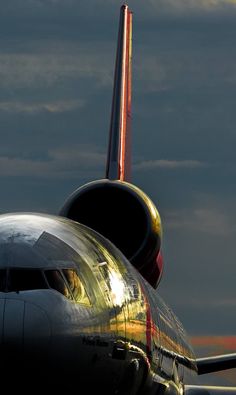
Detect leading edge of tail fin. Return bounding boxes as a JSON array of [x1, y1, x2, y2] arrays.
[[106, 4, 132, 182]]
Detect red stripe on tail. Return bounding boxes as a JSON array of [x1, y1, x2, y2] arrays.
[[106, 5, 132, 182]]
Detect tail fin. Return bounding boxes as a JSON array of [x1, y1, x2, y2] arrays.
[[106, 4, 132, 182]]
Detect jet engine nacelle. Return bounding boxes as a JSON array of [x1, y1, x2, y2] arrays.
[[59, 179, 163, 288]]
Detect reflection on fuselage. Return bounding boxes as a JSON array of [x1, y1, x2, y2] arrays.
[[0, 214, 197, 394]]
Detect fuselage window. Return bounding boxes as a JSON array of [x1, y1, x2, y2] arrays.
[[44, 270, 71, 299], [62, 269, 90, 306]]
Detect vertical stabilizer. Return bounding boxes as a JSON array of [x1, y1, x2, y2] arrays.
[[106, 5, 132, 181]]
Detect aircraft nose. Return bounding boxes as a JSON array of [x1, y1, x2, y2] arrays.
[[0, 297, 51, 353]]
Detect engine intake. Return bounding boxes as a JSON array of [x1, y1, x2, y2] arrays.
[[59, 179, 163, 288]]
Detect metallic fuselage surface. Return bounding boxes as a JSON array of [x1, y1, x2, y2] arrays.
[[0, 213, 196, 394]]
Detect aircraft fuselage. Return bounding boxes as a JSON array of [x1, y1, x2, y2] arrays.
[[0, 213, 197, 394]]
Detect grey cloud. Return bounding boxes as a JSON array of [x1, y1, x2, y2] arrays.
[[134, 46, 236, 97], [0, 147, 105, 178], [179, 297, 236, 308], [0, 50, 112, 90], [2, 0, 236, 19], [144, 0, 236, 15], [134, 159, 207, 171], [163, 190, 236, 234], [134, 58, 171, 94], [0, 100, 85, 114], [165, 207, 234, 236]]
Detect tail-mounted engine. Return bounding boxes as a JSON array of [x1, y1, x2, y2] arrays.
[[59, 179, 163, 288]]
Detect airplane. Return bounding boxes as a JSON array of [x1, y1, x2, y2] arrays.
[[1, 4, 236, 395]]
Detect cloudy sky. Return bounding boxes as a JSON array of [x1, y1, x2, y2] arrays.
[[1, 0, 236, 370]]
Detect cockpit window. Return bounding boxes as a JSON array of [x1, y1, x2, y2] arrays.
[[0, 268, 47, 292], [10, 269, 47, 292], [0, 270, 7, 292], [0, 267, 90, 307], [62, 269, 90, 305], [44, 270, 71, 299], [44, 269, 90, 305]]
